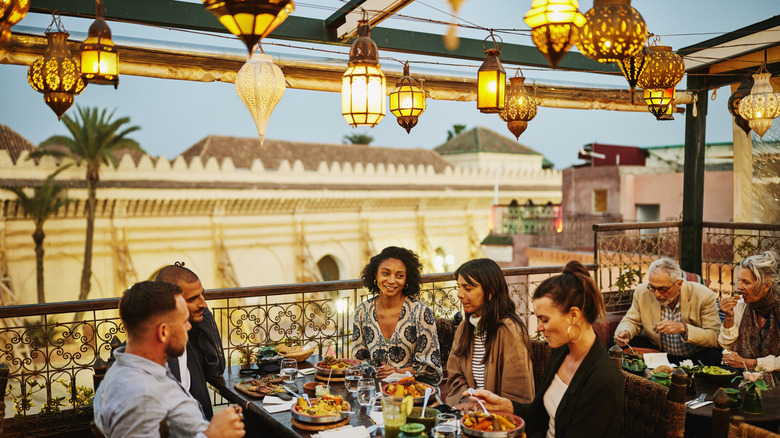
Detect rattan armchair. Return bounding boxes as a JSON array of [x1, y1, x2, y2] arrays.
[[620, 369, 688, 438], [728, 417, 780, 438], [530, 339, 552, 389]]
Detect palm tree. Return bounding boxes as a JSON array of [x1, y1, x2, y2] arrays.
[[6, 166, 74, 303], [342, 132, 374, 145], [446, 124, 467, 141], [29, 106, 142, 302]]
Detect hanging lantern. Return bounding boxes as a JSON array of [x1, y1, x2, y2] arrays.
[[203, 0, 294, 53], [739, 72, 780, 138], [728, 75, 755, 136], [27, 17, 86, 120], [658, 103, 675, 121], [80, 0, 118, 88], [576, 0, 646, 63], [523, 0, 587, 68], [477, 35, 506, 113], [235, 49, 286, 146], [637, 44, 685, 91], [644, 87, 675, 120], [618, 46, 648, 100], [499, 75, 538, 140], [389, 62, 426, 134], [0, 0, 29, 43], [342, 19, 386, 127]]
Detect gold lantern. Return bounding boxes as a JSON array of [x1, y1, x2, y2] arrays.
[[644, 87, 675, 120], [738, 72, 780, 138], [0, 0, 29, 43], [523, 0, 586, 68], [342, 19, 386, 127], [80, 0, 118, 88], [477, 35, 506, 113], [27, 17, 86, 120], [618, 46, 648, 100], [499, 74, 538, 140], [203, 0, 294, 53], [637, 44, 685, 91], [576, 0, 646, 63], [235, 48, 286, 147], [389, 62, 426, 133], [728, 75, 755, 136]]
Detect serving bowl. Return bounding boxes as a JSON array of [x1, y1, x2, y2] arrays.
[[313, 358, 361, 376], [381, 381, 434, 405], [460, 413, 525, 438], [290, 398, 350, 424]]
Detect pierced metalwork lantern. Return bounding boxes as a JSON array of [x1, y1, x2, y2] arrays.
[[389, 62, 426, 133], [342, 19, 386, 127], [739, 72, 780, 138], [27, 17, 86, 120], [618, 46, 648, 99], [644, 87, 675, 120], [637, 44, 685, 91], [499, 75, 538, 140], [80, 0, 118, 88], [576, 0, 646, 63], [523, 0, 586, 68], [728, 75, 755, 136], [0, 0, 29, 43], [477, 36, 506, 113], [235, 49, 286, 147], [203, 0, 294, 53]]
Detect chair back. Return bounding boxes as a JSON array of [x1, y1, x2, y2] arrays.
[[435, 315, 461, 369], [530, 339, 551, 389], [728, 416, 780, 438], [620, 370, 687, 438]]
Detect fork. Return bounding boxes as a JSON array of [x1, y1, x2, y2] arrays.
[[686, 393, 706, 406], [468, 388, 491, 415]]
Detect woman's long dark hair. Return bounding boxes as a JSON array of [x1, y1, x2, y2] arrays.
[[360, 246, 422, 299], [533, 260, 605, 324], [452, 258, 529, 363]]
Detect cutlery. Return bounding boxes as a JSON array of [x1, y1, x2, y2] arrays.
[[686, 393, 706, 406], [283, 383, 302, 399], [422, 387, 432, 412], [367, 425, 379, 435], [468, 388, 490, 415]]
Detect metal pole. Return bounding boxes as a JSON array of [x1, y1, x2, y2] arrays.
[[680, 75, 708, 274]]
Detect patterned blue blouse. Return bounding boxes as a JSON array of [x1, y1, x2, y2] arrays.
[[352, 296, 443, 386]]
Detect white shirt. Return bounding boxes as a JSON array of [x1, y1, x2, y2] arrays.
[[718, 300, 780, 372], [178, 348, 191, 391], [543, 373, 568, 438]]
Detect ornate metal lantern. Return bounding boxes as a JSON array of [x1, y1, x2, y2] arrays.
[[235, 48, 286, 147], [644, 87, 675, 120], [739, 72, 780, 138], [618, 46, 648, 99], [0, 0, 29, 42], [523, 0, 587, 68], [728, 75, 755, 136], [342, 19, 386, 127], [203, 0, 295, 53], [637, 44, 685, 91], [499, 75, 538, 140], [477, 36, 506, 113], [576, 0, 646, 63], [80, 0, 118, 88], [27, 16, 86, 120], [389, 62, 426, 133]]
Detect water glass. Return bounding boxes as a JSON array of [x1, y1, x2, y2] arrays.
[[345, 365, 361, 393], [368, 395, 384, 426], [432, 424, 458, 438], [280, 358, 298, 382], [356, 378, 374, 406]]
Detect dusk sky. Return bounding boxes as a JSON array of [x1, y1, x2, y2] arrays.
[[1, 1, 778, 169]]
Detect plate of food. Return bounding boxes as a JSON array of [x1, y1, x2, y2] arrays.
[[234, 374, 286, 398], [461, 411, 525, 438], [313, 355, 361, 376], [290, 395, 351, 424], [622, 354, 647, 375], [697, 365, 737, 385], [381, 377, 435, 404]]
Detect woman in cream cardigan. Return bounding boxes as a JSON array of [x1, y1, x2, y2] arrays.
[[445, 258, 534, 409]]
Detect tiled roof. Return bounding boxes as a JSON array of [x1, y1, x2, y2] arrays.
[[180, 136, 453, 173], [0, 124, 36, 164], [434, 127, 542, 156]]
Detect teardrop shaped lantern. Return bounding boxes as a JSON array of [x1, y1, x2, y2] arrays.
[[389, 62, 426, 134], [618, 46, 648, 100], [728, 75, 755, 136], [477, 35, 506, 113], [576, 0, 646, 63], [203, 0, 295, 53], [637, 44, 685, 91], [342, 19, 386, 127], [739, 72, 780, 138], [644, 87, 675, 121], [523, 0, 587, 68], [0, 0, 29, 42], [27, 16, 86, 120], [80, 0, 118, 88], [499, 75, 538, 140], [235, 49, 286, 146]]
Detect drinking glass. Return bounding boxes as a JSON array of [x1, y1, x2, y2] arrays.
[[357, 378, 374, 406], [280, 358, 298, 383], [345, 365, 361, 393], [436, 413, 459, 437], [382, 395, 407, 438], [368, 395, 384, 426]]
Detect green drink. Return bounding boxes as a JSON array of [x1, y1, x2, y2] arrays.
[[382, 395, 409, 438]]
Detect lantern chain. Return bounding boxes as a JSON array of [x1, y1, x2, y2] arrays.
[[45, 13, 67, 33]]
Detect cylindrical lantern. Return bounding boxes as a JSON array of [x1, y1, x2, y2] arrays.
[[203, 0, 295, 53], [739, 73, 780, 138], [342, 20, 386, 127], [235, 51, 286, 146], [80, 0, 118, 88], [499, 76, 538, 140], [728, 76, 755, 136], [0, 0, 29, 42], [637, 45, 685, 91], [477, 38, 506, 113], [27, 20, 86, 120], [644, 87, 675, 120], [389, 62, 426, 133], [576, 0, 646, 63], [523, 0, 587, 68]]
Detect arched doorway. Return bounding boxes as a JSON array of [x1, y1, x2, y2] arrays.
[[317, 255, 341, 281]]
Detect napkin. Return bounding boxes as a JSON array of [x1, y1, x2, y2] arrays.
[[644, 353, 672, 369], [313, 425, 370, 438], [382, 372, 408, 383], [687, 400, 712, 410], [299, 368, 316, 376], [262, 396, 295, 414]]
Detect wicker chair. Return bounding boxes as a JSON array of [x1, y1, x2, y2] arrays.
[[620, 369, 687, 438], [728, 417, 780, 438], [435, 313, 462, 370], [530, 339, 551, 389]]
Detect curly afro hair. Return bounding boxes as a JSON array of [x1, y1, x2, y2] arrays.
[[360, 246, 422, 298]]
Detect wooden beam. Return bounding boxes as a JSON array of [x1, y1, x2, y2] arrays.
[[680, 75, 707, 274]]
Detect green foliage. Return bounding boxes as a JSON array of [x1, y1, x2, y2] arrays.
[[735, 239, 757, 259], [5, 377, 94, 417], [6, 378, 43, 417], [446, 124, 467, 141], [342, 132, 374, 145], [614, 268, 642, 295]]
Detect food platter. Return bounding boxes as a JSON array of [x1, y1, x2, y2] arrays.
[[234, 374, 286, 398], [290, 395, 351, 424], [697, 365, 737, 385], [461, 412, 525, 438], [313, 356, 361, 377], [381, 378, 435, 405]]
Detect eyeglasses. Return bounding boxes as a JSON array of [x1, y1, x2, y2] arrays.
[[648, 283, 675, 294]]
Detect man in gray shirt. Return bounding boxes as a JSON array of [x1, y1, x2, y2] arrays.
[[94, 281, 245, 438]]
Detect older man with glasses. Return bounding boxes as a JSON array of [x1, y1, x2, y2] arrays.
[[613, 258, 722, 365]]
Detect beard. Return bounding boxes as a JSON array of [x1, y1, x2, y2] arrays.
[[165, 340, 187, 357]]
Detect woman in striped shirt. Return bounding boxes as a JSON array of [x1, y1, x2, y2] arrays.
[[445, 258, 535, 409]]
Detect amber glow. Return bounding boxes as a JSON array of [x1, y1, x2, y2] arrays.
[[477, 47, 506, 113], [204, 0, 295, 53], [342, 64, 386, 127], [738, 73, 780, 138], [389, 64, 426, 133], [523, 0, 585, 67]]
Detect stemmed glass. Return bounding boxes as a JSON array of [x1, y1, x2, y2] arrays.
[[280, 358, 298, 383]]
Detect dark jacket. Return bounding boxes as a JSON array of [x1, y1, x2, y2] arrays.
[[168, 308, 225, 420], [511, 335, 623, 438]]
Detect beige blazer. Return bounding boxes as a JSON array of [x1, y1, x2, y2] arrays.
[[445, 318, 534, 405], [615, 281, 721, 349]]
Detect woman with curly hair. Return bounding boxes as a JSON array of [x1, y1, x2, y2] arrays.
[[352, 246, 442, 386]]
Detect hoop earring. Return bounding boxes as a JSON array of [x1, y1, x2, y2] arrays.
[[567, 324, 583, 343], [404, 284, 408, 289], [374, 279, 378, 286]]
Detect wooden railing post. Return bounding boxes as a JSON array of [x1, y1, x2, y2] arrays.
[[711, 387, 729, 438], [0, 362, 9, 436]]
